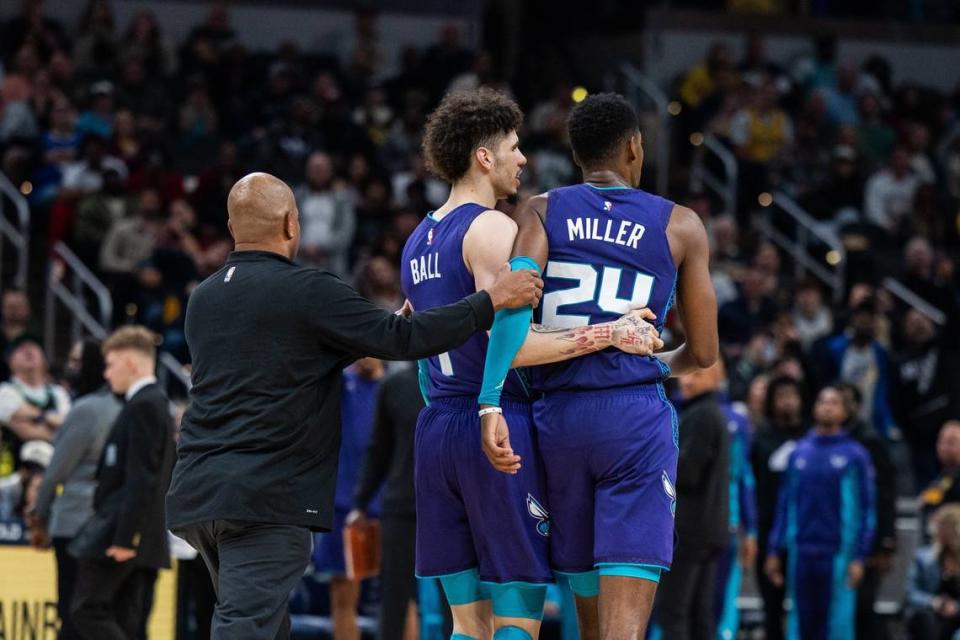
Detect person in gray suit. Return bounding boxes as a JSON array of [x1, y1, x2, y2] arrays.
[[30, 339, 122, 640]]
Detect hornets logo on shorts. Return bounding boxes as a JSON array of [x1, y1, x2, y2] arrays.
[[527, 494, 550, 537], [662, 470, 677, 517]]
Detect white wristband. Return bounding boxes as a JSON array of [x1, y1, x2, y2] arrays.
[[478, 407, 503, 417]]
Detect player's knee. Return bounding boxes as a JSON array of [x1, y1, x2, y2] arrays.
[[489, 583, 546, 620], [451, 610, 493, 639], [493, 624, 535, 639]]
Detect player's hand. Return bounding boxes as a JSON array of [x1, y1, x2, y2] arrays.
[[345, 509, 367, 527], [611, 308, 664, 355], [487, 264, 543, 311], [847, 560, 864, 588], [396, 299, 413, 318], [480, 410, 521, 474], [739, 534, 758, 568], [106, 546, 137, 563], [764, 554, 783, 588]]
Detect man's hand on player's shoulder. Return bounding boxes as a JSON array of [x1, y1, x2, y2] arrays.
[[486, 263, 543, 311], [610, 308, 664, 356]]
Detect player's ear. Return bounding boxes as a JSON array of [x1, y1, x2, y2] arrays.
[[475, 145, 494, 172], [283, 210, 295, 240], [627, 132, 641, 163]]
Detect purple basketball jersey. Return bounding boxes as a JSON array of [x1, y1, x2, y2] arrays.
[[400, 203, 528, 401], [532, 184, 678, 392]]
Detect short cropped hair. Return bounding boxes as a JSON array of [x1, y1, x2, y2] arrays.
[[422, 88, 523, 183], [102, 325, 158, 359], [567, 93, 639, 166]]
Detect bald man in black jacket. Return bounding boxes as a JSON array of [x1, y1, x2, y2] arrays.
[[166, 173, 542, 640]]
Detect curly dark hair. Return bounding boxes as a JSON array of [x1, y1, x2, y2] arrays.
[[567, 92, 639, 166], [422, 88, 523, 183]]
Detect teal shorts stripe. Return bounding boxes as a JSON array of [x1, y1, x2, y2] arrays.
[[597, 562, 666, 583]]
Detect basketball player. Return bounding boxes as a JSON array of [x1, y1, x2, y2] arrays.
[[401, 88, 662, 640], [478, 93, 718, 640]]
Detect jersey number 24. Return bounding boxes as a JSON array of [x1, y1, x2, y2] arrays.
[[541, 260, 654, 328]]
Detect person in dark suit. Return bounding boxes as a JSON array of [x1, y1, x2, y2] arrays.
[[165, 173, 540, 640], [69, 326, 176, 640]]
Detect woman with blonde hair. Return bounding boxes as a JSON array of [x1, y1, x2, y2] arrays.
[[907, 504, 960, 639]]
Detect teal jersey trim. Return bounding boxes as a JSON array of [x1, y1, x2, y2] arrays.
[[417, 359, 431, 406], [728, 436, 744, 529], [585, 183, 631, 191], [840, 468, 859, 557]]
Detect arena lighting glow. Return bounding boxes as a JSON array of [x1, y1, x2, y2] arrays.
[[826, 250, 842, 265], [572, 86, 589, 103], [758, 192, 773, 207], [19, 181, 32, 195], [668, 101, 682, 115], [689, 132, 704, 146]]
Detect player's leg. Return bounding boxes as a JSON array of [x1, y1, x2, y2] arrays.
[[312, 509, 359, 640], [490, 581, 546, 638], [534, 396, 601, 640], [210, 521, 312, 640], [791, 551, 833, 640], [598, 575, 659, 640], [827, 551, 857, 640], [458, 400, 554, 639], [414, 403, 493, 639], [440, 570, 494, 639], [329, 575, 360, 640], [590, 388, 678, 640]]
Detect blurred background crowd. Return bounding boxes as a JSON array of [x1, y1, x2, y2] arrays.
[[1, 0, 959, 639]]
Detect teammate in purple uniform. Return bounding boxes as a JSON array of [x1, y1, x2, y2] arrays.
[[479, 93, 719, 640], [400, 89, 662, 640]]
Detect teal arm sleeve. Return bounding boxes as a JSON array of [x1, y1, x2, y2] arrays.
[[478, 256, 541, 407]]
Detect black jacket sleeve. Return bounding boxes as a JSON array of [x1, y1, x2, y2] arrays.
[[352, 380, 394, 511], [113, 400, 165, 549], [676, 403, 724, 490], [307, 271, 494, 360], [863, 433, 897, 554]]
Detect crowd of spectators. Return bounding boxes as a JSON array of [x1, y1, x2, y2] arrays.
[[1, 1, 960, 639]]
